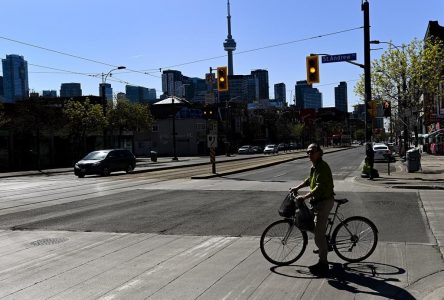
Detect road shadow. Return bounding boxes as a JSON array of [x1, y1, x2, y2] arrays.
[[271, 262, 415, 299]]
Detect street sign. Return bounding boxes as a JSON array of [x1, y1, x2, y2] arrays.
[[207, 134, 218, 148], [322, 53, 357, 63]]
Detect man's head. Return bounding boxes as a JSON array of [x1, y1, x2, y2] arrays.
[[306, 143, 323, 162]]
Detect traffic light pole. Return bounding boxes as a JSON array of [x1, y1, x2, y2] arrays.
[[362, 0, 375, 179], [362, 0, 372, 144]]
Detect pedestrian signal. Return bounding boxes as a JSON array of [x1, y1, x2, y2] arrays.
[[383, 100, 391, 117]]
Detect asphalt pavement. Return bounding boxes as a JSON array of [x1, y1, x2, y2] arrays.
[[1, 148, 444, 299]]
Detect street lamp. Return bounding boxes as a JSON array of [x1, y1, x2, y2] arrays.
[[101, 66, 126, 108], [101, 66, 126, 148]]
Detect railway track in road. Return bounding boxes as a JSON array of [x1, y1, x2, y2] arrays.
[[128, 153, 301, 180]]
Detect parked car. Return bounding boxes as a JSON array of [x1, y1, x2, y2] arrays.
[[74, 149, 136, 178], [251, 146, 263, 154], [373, 143, 392, 161], [238, 145, 253, 154], [263, 144, 278, 154]]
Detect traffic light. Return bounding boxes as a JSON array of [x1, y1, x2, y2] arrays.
[[367, 100, 377, 119], [383, 100, 391, 117], [217, 67, 229, 92], [306, 55, 320, 84]]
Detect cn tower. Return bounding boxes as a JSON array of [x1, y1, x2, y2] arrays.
[[223, 0, 236, 76]]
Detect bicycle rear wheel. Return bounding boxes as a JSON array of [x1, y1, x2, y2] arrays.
[[260, 219, 307, 266], [332, 216, 378, 262]]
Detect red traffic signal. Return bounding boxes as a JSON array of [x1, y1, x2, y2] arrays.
[[217, 67, 229, 92], [306, 55, 320, 84]]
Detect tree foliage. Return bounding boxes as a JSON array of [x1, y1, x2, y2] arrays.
[[355, 37, 444, 113], [63, 98, 107, 153]]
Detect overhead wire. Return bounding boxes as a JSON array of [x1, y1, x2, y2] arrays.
[[1, 26, 362, 79]]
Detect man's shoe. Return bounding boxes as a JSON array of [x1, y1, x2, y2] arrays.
[[313, 246, 333, 254], [308, 262, 329, 275]]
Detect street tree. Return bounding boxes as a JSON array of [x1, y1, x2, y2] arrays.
[[355, 37, 444, 150], [107, 98, 153, 148], [63, 98, 107, 158]]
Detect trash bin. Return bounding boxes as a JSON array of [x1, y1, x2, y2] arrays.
[[406, 149, 421, 172], [150, 151, 157, 162]]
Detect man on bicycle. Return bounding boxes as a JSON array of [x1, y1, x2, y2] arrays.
[[291, 143, 334, 276]]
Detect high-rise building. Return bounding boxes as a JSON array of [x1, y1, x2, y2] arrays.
[[0, 76, 3, 98], [60, 83, 82, 97], [295, 80, 322, 110], [99, 83, 113, 102], [42, 90, 57, 97], [126, 85, 156, 103], [251, 69, 269, 100], [1, 54, 29, 103], [335, 81, 348, 112], [162, 70, 183, 97], [274, 83, 286, 102]]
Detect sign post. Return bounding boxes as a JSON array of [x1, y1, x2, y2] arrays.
[[207, 134, 217, 174]]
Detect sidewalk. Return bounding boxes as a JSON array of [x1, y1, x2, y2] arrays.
[[355, 152, 444, 298]]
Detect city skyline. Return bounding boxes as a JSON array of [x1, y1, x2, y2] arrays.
[[1, 0, 443, 111]]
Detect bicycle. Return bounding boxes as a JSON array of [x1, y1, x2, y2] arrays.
[[260, 192, 378, 266]]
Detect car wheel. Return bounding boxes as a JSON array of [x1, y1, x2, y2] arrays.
[[126, 164, 134, 173], [102, 167, 111, 176]]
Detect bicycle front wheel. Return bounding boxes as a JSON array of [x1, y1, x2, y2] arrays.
[[260, 219, 307, 266], [332, 216, 378, 262]]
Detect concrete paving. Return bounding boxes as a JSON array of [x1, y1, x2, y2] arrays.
[[1, 148, 444, 299]]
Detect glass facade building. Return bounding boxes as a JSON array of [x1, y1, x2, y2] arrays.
[[1, 54, 29, 103], [60, 83, 82, 97], [335, 81, 348, 112]]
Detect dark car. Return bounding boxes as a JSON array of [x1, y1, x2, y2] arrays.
[[74, 149, 136, 178]]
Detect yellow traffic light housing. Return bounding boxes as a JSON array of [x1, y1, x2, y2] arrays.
[[367, 100, 377, 119], [306, 55, 320, 84], [217, 67, 229, 92]]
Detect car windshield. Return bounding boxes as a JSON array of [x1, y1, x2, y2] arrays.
[[82, 151, 109, 160]]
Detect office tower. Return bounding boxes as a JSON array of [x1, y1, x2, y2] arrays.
[[295, 80, 322, 110], [42, 90, 57, 97], [162, 70, 183, 97], [223, 0, 236, 75], [0, 76, 3, 98], [251, 69, 269, 100], [274, 83, 286, 102], [1, 54, 29, 103], [60, 83, 82, 97], [126, 85, 156, 103], [335, 81, 348, 112], [99, 83, 113, 102]]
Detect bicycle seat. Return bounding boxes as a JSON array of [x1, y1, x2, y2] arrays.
[[334, 198, 348, 205]]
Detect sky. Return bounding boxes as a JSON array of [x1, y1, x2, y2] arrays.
[[1, 0, 443, 111]]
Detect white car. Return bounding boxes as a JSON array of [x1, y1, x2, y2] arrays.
[[263, 144, 278, 154], [373, 143, 392, 161]]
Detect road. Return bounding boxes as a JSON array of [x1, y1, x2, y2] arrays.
[[0, 147, 442, 299], [0, 147, 431, 244]]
